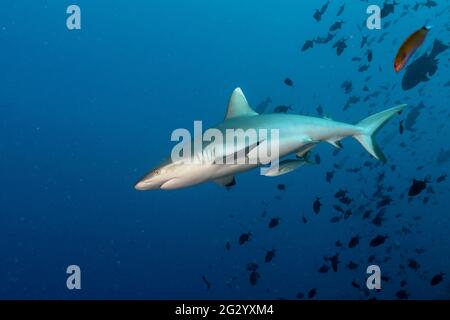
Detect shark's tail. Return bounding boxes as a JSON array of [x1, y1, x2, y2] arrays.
[[353, 104, 407, 162]]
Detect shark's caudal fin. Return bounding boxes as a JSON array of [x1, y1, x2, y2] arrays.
[[353, 104, 407, 162]]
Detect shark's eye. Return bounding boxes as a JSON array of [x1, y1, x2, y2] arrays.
[[152, 169, 161, 176]]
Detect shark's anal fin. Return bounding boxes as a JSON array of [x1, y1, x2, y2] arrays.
[[262, 159, 307, 177], [213, 175, 236, 188]]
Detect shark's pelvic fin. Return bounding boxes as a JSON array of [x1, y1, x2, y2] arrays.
[[353, 104, 407, 162], [262, 159, 307, 177], [326, 139, 343, 149], [214, 175, 236, 187], [225, 88, 259, 120]]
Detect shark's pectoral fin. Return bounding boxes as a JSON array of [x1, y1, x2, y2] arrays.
[[213, 175, 236, 188], [214, 140, 264, 165], [262, 159, 307, 177]]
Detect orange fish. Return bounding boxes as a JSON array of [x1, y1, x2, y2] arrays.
[[394, 26, 432, 72]]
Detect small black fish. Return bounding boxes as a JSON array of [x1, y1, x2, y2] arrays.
[[408, 179, 428, 196], [296, 292, 305, 299], [333, 38, 348, 56], [337, 4, 345, 16], [225, 241, 231, 251], [246, 262, 259, 272], [326, 171, 335, 183], [268, 218, 280, 229], [325, 254, 340, 272], [367, 49, 373, 62], [274, 105, 293, 113], [284, 78, 294, 87], [249, 271, 260, 286], [351, 281, 361, 289], [344, 209, 352, 219], [436, 174, 447, 183], [396, 289, 409, 300], [346, 261, 359, 270], [407, 259, 420, 271], [334, 189, 347, 198], [277, 184, 286, 191], [264, 249, 276, 263], [348, 236, 360, 248], [308, 288, 317, 299], [313, 197, 322, 214], [329, 20, 344, 32], [430, 273, 444, 286], [318, 264, 330, 273], [333, 205, 344, 213], [314, 154, 321, 164], [201, 275, 211, 290], [369, 235, 387, 247], [329, 216, 341, 223], [302, 216, 308, 224], [335, 240, 343, 247], [239, 232, 251, 245], [399, 120, 404, 134], [301, 39, 315, 51]]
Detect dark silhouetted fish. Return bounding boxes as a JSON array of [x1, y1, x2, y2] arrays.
[[318, 264, 330, 273], [369, 235, 388, 247], [313, 1, 330, 22], [337, 4, 345, 16], [308, 288, 317, 299], [264, 249, 276, 263], [396, 289, 409, 300], [341, 80, 352, 94], [239, 232, 251, 245], [274, 105, 293, 113], [268, 217, 280, 228], [381, 1, 398, 18], [408, 179, 427, 196], [313, 198, 322, 214], [430, 273, 444, 286], [407, 259, 420, 271], [361, 36, 369, 48], [402, 39, 449, 91], [225, 241, 231, 251], [335, 240, 343, 247], [284, 78, 294, 87], [277, 184, 286, 191], [315, 33, 336, 44], [296, 292, 305, 299], [436, 174, 447, 183], [202, 275, 211, 290], [399, 120, 404, 134], [333, 38, 348, 56], [330, 216, 341, 223], [348, 236, 360, 248], [255, 97, 272, 114], [347, 261, 359, 270], [302, 216, 308, 224], [249, 270, 260, 286], [325, 253, 340, 272], [326, 171, 335, 183], [301, 39, 315, 51], [329, 20, 344, 32]]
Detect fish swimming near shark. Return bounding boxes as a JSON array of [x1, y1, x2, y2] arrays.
[[135, 88, 406, 190]]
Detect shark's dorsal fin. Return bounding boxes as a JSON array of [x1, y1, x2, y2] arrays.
[[225, 88, 259, 120]]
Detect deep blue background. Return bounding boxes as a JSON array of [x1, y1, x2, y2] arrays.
[[0, 0, 449, 299]]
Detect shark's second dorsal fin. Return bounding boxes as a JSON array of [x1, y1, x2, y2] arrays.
[[225, 88, 258, 120]]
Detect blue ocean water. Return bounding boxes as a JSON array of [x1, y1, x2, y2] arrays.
[[0, 0, 449, 299]]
